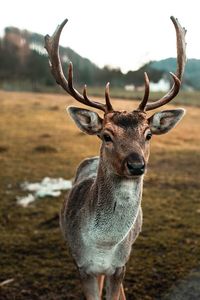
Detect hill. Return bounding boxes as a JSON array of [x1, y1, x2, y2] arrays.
[[0, 26, 199, 91], [150, 58, 200, 90]]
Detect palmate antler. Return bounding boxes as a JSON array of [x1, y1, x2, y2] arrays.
[[138, 16, 187, 111], [44, 19, 113, 114], [45, 16, 186, 114]]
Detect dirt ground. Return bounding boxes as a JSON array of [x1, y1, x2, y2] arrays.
[[0, 90, 200, 299]]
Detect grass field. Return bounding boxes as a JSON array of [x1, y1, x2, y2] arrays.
[[83, 87, 200, 108], [0, 90, 200, 299]]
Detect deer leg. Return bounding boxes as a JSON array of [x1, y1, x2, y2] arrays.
[[98, 275, 105, 299], [119, 284, 126, 300], [79, 268, 100, 300], [106, 266, 126, 300]]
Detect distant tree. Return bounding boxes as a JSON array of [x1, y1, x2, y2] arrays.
[[0, 26, 198, 91], [0, 37, 20, 80], [26, 50, 55, 90], [125, 63, 164, 87]]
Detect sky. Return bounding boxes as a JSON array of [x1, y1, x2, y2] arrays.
[[1, 0, 200, 73]]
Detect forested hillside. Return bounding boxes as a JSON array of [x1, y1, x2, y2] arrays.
[[150, 58, 200, 90], [0, 26, 199, 91]]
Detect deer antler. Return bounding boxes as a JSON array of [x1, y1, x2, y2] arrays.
[[137, 16, 187, 111], [137, 72, 150, 111], [44, 19, 113, 114]]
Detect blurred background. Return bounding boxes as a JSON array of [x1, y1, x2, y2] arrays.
[[0, 0, 200, 299], [0, 0, 200, 98]]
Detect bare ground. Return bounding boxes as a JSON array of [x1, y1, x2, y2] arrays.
[[0, 90, 200, 299]]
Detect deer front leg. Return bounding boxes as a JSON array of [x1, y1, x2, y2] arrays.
[[119, 284, 126, 300], [98, 275, 105, 298], [79, 268, 100, 300], [106, 266, 126, 300]]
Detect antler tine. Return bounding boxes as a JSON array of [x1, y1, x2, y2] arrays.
[[146, 72, 181, 111], [105, 82, 114, 112], [83, 84, 99, 107], [137, 72, 150, 111], [68, 62, 104, 109], [45, 19, 73, 94], [171, 16, 187, 81], [44, 19, 111, 113], [138, 16, 186, 112]]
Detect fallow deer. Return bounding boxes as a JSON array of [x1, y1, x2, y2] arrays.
[[45, 16, 186, 300]]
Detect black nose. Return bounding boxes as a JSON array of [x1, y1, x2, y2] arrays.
[[125, 153, 145, 176], [126, 161, 145, 175]]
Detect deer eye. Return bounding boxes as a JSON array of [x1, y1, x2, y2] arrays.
[[146, 132, 152, 141], [103, 133, 113, 143]]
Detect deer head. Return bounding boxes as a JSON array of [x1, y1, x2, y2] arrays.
[[45, 17, 186, 178]]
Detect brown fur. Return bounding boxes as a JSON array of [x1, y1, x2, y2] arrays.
[[60, 107, 185, 299]]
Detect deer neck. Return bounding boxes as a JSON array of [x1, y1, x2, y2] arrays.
[[90, 156, 143, 247], [94, 158, 143, 212]]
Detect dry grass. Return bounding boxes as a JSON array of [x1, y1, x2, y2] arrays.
[[0, 90, 200, 299]]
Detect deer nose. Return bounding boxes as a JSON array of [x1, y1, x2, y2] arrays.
[[125, 153, 145, 176], [126, 161, 145, 175]]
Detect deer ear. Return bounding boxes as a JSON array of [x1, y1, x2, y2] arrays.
[[148, 109, 185, 135], [67, 106, 103, 135]]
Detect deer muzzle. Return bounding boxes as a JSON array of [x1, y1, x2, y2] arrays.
[[124, 152, 145, 176]]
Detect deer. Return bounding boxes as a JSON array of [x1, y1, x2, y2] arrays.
[[45, 16, 186, 300]]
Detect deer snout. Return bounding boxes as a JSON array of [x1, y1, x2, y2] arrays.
[[124, 153, 145, 176]]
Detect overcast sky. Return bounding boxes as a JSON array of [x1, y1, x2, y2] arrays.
[[1, 0, 199, 72]]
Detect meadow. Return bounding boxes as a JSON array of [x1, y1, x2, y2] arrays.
[[0, 90, 200, 299]]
